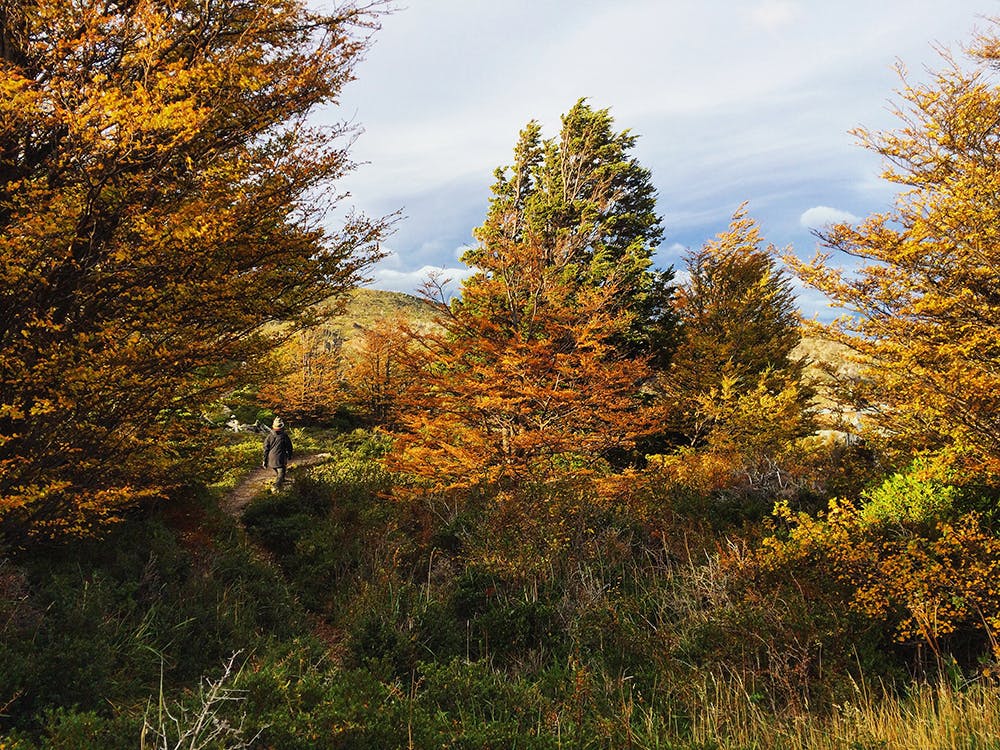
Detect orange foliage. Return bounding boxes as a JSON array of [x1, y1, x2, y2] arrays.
[[258, 330, 345, 425], [390, 238, 663, 494], [0, 1, 387, 541], [341, 320, 419, 426]]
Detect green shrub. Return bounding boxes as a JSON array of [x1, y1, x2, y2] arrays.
[[860, 455, 962, 527], [0, 513, 306, 736], [238, 646, 411, 749], [1, 709, 138, 750]]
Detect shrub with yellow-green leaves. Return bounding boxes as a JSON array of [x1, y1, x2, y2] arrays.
[[745, 455, 1000, 670]]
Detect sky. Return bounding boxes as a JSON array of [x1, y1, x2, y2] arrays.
[[327, 0, 999, 318]]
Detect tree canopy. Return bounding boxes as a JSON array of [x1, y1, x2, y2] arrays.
[[0, 0, 387, 541], [390, 241, 660, 493], [786, 30, 1000, 475], [670, 206, 804, 437], [463, 99, 677, 363], [647, 207, 813, 497]]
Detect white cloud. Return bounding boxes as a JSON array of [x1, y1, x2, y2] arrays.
[[373, 249, 404, 271], [799, 206, 861, 229], [749, 0, 800, 31], [368, 264, 475, 299], [672, 268, 692, 287], [653, 242, 690, 271]]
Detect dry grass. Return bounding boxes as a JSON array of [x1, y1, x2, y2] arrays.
[[662, 675, 1000, 749]]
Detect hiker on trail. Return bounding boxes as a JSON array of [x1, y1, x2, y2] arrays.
[[262, 417, 293, 492]]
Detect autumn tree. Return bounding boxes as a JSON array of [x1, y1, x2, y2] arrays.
[[390, 243, 660, 493], [0, 0, 387, 541], [341, 319, 419, 426], [651, 208, 814, 497], [786, 24, 1000, 474], [258, 329, 345, 425], [463, 99, 678, 364], [667, 207, 806, 442]]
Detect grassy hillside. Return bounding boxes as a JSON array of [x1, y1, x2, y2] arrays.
[[795, 334, 866, 433], [796, 335, 862, 379], [315, 287, 444, 351]]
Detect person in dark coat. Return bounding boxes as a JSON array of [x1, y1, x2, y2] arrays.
[[262, 416, 293, 492]]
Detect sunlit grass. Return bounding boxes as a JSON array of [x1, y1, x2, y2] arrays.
[[633, 675, 1000, 749]]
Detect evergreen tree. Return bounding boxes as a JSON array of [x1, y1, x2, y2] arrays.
[[463, 99, 677, 363], [391, 102, 675, 492]]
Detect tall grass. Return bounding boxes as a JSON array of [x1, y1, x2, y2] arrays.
[[628, 675, 1000, 749]]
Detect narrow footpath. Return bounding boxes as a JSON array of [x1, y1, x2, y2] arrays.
[[220, 452, 332, 518], [217, 450, 343, 651]]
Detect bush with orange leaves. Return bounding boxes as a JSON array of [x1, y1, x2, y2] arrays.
[[741, 454, 1000, 671]]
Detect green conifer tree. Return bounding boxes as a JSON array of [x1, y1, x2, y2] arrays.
[[462, 99, 677, 363]]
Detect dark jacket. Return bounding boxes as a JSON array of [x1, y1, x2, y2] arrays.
[[263, 428, 293, 469]]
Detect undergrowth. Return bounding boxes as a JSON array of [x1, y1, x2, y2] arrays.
[[4, 428, 1000, 747]]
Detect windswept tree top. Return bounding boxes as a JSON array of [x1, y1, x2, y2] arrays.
[[459, 99, 677, 362], [389, 101, 674, 493]]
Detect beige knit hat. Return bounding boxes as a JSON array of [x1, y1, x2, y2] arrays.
[[272, 417, 285, 429]]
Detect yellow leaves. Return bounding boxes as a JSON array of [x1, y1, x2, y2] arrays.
[[0, 71, 46, 131], [0, 478, 73, 516], [786, 26, 1000, 469], [0, 0, 387, 542], [870, 518, 1000, 647], [647, 448, 736, 494], [0, 404, 26, 422], [670, 208, 807, 466], [753, 477, 1000, 654]]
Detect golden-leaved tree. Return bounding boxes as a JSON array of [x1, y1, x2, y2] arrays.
[[0, 0, 387, 541], [654, 208, 813, 495], [257, 329, 345, 426], [786, 23, 1000, 475], [341, 319, 419, 426], [390, 103, 670, 495]]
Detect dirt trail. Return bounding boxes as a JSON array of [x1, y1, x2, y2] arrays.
[[220, 452, 331, 518], [216, 450, 344, 653]]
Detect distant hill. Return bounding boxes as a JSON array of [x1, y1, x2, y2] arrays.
[[313, 287, 445, 352], [319, 290, 860, 377], [796, 335, 862, 380], [332, 287, 444, 326], [312, 290, 861, 421], [794, 335, 865, 433]]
